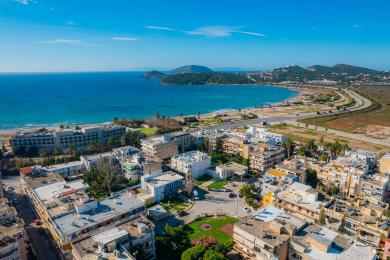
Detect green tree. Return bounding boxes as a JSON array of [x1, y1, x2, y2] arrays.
[[203, 249, 226, 260], [156, 224, 189, 260], [305, 139, 317, 157], [305, 168, 318, 188], [319, 152, 329, 162], [121, 131, 141, 148], [282, 138, 295, 159], [181, 245, 206, 260]]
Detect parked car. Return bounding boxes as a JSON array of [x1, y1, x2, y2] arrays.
[[193, 190, 200, 200], [178, 211, 188, 217], [34, 219, 42, 225], [242, 206, 251, 213], [229, 192, 236, 198]]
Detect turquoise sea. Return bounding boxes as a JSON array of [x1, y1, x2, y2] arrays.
[[0, 72, 298, 130]]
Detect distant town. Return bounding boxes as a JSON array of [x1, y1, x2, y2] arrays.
[[0, 81, 389, 260]]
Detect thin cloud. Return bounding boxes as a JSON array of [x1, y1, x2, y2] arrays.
[[145, 25, 175, 31], [34, 39, 103, 47], [112, 37, 138, 41], [14, 0, 37, 5], [145, 25, 266, 38], [235, 30, 266, 37], [353, 24, 360, 29]]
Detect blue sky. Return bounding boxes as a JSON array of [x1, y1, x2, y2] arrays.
[[0, 0, 389, 72]]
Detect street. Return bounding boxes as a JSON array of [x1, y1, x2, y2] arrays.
[[1, 174, 61, 260]]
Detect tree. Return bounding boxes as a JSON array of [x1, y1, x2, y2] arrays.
[[319, 152, 329, 162], [156, 224, 189, 260], [282, 138, 295, 159], [305, 139, 318, 157], [181, 245, 206, 260], [305, 168, 318, 188], [203, 249, 226, 260], [121, 131, 141, 148]]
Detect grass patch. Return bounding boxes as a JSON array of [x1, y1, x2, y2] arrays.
[[162, 198, 190, 212], [304, 130, 320, 135], [94, 192, 106, 201], [194, 174, 213, 185], [137, 127, 158, 136], [207, 180, 229, 189], [184, 216, 238, 244]]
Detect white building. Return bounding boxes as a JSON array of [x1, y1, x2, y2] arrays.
[[10, 124, 125, 153], [141, 171, 185, 202], [45, 161, 86, 178], [170, 151, 211, 179], [215, 162, 248, 180], [247, 126, 287, 145], [80, 152, 117, 171]]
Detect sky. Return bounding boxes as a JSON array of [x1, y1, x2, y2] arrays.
[[0, 0, 389, 72]]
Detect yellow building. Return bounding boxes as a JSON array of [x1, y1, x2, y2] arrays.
[[379, 152, 390, 174], [262, 191, 274, 206]]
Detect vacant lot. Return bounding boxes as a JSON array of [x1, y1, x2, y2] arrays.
[[207, 180, 229, 189], [301, 86, 390, 136], [269, 124, 389, 154]]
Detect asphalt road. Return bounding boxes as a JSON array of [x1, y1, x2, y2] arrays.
[[2, 174, 61, 260]]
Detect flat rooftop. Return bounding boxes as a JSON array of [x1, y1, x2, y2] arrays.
[[235, 217, 290, 247], [171, 151, 210, 164], [53, 193, 144, 236], [33, 179, 88, 206], [145, 171, 184, 188], [252, 206, 306, 230], [292, 224, 375, 260], [217, 162, 248, 175]]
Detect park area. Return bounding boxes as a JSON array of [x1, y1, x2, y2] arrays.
[[207, 180, 229, 190], [184, 216, 238, 244]]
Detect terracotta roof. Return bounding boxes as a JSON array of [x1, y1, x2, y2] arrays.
[[19, 167, 33, 176]]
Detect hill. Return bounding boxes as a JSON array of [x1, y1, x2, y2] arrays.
[[170, 65, 213, 74], [143, 70, 166, 79], [161, 72, 253, 85]]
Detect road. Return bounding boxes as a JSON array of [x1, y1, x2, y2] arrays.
[[190, 89, 390, 147], [1, 174, 61, 260], [154, 181, 252, 235]]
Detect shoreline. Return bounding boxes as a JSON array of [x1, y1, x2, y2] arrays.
[[0, 84, 308, 143]]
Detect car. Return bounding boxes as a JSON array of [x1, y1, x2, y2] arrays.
[[7, 186, 14, 192], [34, 219, 42, 225], [242, 206, 251, 213], [178, 211, 188, 217], [229, 192, 236, 198]]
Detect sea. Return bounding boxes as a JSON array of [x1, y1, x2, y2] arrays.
[[0, 72, 298, 130]]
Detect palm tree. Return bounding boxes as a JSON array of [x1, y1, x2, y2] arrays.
[[306, 139, 317, 157], [282, 138, 295, 159]]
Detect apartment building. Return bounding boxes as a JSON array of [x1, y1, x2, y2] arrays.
[[249, 143, 286, 172], [274, 182, 333, 222], [221, 136, 252, 159], [72, 215, 155, 260], [170, 151, 211, 179], [23, 174, 145, 258], [233, 206, 306, 260], [247, 126, 287, 146], [10, 125, 125, 153], [120, 155, 162, 181], [0, 192, 27, 260], [289, 223, 375, 260], [80, 152, 117, 171], [141, 136, 178, 160], [360, 173, 390, 203], [324, 199, 389, 248]]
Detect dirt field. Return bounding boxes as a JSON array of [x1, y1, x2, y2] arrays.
[[301, 86, 390, 137]]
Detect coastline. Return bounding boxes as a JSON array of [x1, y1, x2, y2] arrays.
[[0, 84, 306, 144]]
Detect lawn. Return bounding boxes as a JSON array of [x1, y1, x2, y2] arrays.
[[207, 180, 229, 189], [194, 174, 213, 185], [162, 198, 190, 212], [137, 127, 158, 136], [184, 216, 238, 244]]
